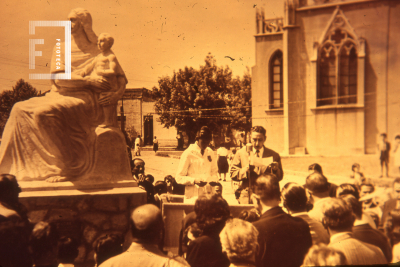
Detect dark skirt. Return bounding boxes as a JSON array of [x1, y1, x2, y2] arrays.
[[153, 143, 159, 152], [217, 156, 229, 173]]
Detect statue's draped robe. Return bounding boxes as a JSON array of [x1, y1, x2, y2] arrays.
[[0, 42, 126, 181]]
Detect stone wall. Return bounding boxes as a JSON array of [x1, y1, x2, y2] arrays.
[[19, 187, 146, 266]]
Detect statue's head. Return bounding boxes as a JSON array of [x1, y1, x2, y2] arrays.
[[68, 8, 98, 44], [98, 33, 114, 52]]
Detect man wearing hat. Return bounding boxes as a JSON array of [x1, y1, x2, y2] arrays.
[[176, 126, 218, 202]]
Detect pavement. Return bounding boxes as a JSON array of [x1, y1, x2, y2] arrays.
[[134, 150, 354, 205]]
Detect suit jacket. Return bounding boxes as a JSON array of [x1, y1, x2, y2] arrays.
[[381, 198, 397, 228], [187, 234, 230, 267], [253, 206, 312, 267], [230, 146, 283, 187], [100, 242, 187, 267], [178, 211, 197, 256], [353, 223, 392, 262], [292, 213, 330, 245], [328, 232, 387, 265]]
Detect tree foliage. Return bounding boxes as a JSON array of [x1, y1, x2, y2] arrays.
[[0, 79, 39, 136], [152, 53, 251, 143]]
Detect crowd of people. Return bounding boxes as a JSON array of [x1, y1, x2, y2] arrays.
[[2, 124, 400, 266]]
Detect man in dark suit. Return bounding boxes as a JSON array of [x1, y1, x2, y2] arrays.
[[341, 194, 392, 262], [230, 126, 283, 199], [323, 198, 387, 265], [252, 174, 312, 267], [381, 178, 400, 228]]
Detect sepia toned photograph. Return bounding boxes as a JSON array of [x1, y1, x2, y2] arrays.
[[0, 0, 399, 266]]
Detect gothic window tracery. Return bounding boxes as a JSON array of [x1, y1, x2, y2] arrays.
[[317, 28, 358, 106]]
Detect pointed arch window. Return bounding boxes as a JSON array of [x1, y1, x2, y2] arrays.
[[317, 29, 358, 106], [269, 50, 283, 109]]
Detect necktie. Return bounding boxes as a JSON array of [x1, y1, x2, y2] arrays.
[[201, 149, 205, 156], [254, 150, 260, 174]]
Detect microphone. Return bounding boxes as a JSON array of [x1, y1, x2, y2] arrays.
[[246, 143, 253, 155]]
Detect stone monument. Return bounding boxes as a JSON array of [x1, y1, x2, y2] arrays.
[[0, 8, 132, 184], [0, 8, 146, 265]]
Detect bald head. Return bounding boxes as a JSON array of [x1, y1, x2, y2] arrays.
[[130, 204, 163, 243]]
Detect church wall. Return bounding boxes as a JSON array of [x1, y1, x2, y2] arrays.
[[387, 2, 400, 147], [292, 1, 397, 155], [252, 34, 285, 153]]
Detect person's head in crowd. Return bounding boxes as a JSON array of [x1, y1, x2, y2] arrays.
[[352, 163, 360, 173], [57, 236, 79, 265], [336, 183, 360, 199], [308, 163, 323, 175], [321, 198, 355, 235], [196, 195, 230, 235], [214, 182, 223, 197], [281, 182, 308, 214], [340, 194, 362, 220], [359, 183, 375, 198], [395, 135, 400, 145], [220, 218, 259, 265], [380, 132, 387, 142], [236, 188, 250, 204], [164, 175, 177, 190], [130, 204, 164, 244], [302, 244, 347, 266], [250, 126, 267, 151], [132, 158, 145, 177], [393, 177, 400, 200], [154, 136, 157, 140], [93, 234, 124, 266], [232, 148, 236, 155], [154, 180, 167, 195], [0, 174, 22, 206], [30, 221, 59, 267], [254, 174, 281, 209], [238, 208, 261, 223], [194, 196, 209, 216], [305, 172, 330, 202], [145, 174, 154, 184], [196, 126, 212, 150]]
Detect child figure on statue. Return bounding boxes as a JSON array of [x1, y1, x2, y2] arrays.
[[81, 33, 121, 127]]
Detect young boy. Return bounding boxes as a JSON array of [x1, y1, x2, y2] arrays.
[[81, 33, 121, 127], [394, 135, 400, 175], [377, 133, 391, 178]]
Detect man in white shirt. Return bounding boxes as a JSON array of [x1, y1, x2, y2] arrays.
[[176, 126, 218, 201]]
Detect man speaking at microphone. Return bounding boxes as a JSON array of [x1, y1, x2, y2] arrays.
[[230, 126, 283, 199]]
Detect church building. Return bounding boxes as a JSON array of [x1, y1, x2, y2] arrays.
[[252, 0, 400, 155]]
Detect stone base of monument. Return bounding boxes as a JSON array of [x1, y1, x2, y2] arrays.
[[19, 181, 146, 266], [83, 126, 132, 182]]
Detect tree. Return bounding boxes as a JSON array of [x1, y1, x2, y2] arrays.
[[224, 68, 252, 142], [0, 79, 39, 136], [152, 53, 251, 144]]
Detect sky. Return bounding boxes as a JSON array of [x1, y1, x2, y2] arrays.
[[0, 0, 284, 93]]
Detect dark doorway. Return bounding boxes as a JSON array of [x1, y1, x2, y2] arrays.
[[143, 115, 153, 146]]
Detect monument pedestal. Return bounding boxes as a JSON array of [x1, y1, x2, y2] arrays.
[[19, 181, 146, 266]]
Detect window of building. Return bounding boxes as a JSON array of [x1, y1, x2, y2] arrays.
[[269, 50, 283, 109], [317, 29, 357, 106]]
